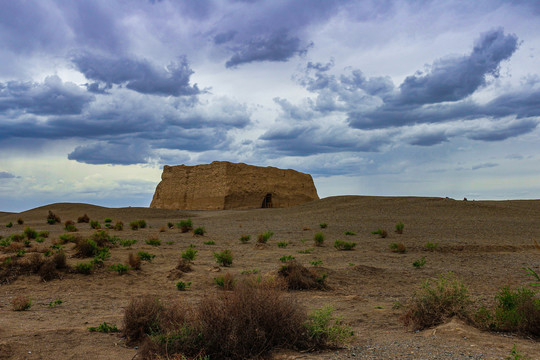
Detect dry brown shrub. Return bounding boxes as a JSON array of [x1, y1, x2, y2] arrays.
[[52, 252, 67, 269], [176, 258, 192, 273], [28, 253, 44, 273], [123, 296, 163, 343], [159, 226, 167, 233], [38, 260, 59, 281], [77, 213, 90, 223], [278, 261, 329, 290], [380, 229, 388, 238], [47, 210, 61, 224], [128, 253, 142, 270], [6, 242, 24, 253], [74, 239, 97, 258], [12, 295, 31, 311], [214, 272, 236, 290]]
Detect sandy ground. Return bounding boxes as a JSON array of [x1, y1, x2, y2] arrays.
[[0, 196, 539, 359]]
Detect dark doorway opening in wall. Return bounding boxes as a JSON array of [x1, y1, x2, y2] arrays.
[[261, 193, 273, 208]]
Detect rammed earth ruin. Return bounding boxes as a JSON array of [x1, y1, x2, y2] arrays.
[[150, 161, 319, 210]]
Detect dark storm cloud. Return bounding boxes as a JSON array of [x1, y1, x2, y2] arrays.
[[0, 171, 16, 179], [214, 31, 237, 44], [72, 54, 200, 96], [68, 141, 152, 165], [225, 30, 311, 68], [466, 118, 538, 141], [0, 76, 94, 115]]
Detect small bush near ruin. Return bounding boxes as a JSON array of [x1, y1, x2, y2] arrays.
[[278, 261, 328, 290]]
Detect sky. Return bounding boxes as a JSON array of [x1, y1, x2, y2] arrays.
[[1, 0, 540, 212]]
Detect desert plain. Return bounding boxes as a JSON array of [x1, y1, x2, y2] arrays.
[[0, 196, 539, 359]]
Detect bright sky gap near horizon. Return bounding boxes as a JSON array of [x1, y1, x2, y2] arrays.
[[1, 0, 540, 212]]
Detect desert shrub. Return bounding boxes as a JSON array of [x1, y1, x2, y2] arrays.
[[304, 306, 354, 348], [425, 242, 439, 251], [372, 229, 388, 238], [313, 232, 325, 246], [167, 222, 174, 229], [203, 240, 215, 245], [280, 255, 295, 262], [119, 239, 137, 247], [176, 280, 192, 291], [35, 237, 45, 243], [123, 296, 164, 343], [37, 231, 49, 238], [129, 221, 139, 230], [389, 242, 406, 253], [128, 253, 142, 270], [6, 222, 13, 228], [75, 262, 93, 274], [110, 263, 130, 275], [257, 230, 274, 243], [88, 322, 119, 333], [38, 260, 59, 281], [319, 223, 328, 229], [89, 230, 112, 247], [310, 260, 323, 267], [104, 218, 112, 223], [193, 227, 205, 236], [278, 261, 328, 290], [17, 218, 24, 225], [23, 239, 31, 247], [146, 236, 161, 246], [401, 272, 471, 330], [177, 219, 193, 233], [413, 257, 426, 268], [23, 227, 38, 240], [74, 239, 98, 258], [12, 295, 31, 311], [0, 237, 11, 247], [214, 250, 233, 267], [138, 251, 155, 262], [297, 249, 312, 254], [64, 220, 77, 232], [137, 220, 147, 229], [48, 299, 63, 307], [77, 213, 90, 223], [239, 234, 251, 243], [277, 241, 289, 248], [475, 287, 540, 336], [58, 233, 79, 244], [92, 247, 111, 266], [90, 220, 101, 229], [395, 222, 405, 234], [344, 231, 356, 236], [114, 221, 124, 231], [52, 251, 67, 269], [334, 240, 356, 251], [181, 247, 198, 262], [10, 233, 25, 242], [176, 258, 192, 272]]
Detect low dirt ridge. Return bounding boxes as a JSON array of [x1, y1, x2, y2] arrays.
[[0, 196, 539, 359]]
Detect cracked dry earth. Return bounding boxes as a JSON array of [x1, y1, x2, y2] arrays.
[[0, 196, 539, 359]]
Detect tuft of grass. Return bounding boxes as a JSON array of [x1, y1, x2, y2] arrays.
[[305, 306, 354, 348], [257, 231, 274, 243], [297, 248, 312, 254], [145, 236, 161, 246], [344, 231, 356, 236], [176, 280, 192, 291], [181, 247, 198, 262], [75, 262, 93, 275], [213, 273, 236, 290], [401, 272, 470, 330], [193, 226, 205, 236], [310, 260, 323, 267], [395, 222, 405, 234], [12, 296, 32, 311], [37, 231, 49, 238], [277, 241, 289, 248], [239, 234, 251, 243], [425, 242, 439, 251], [334, 240, 356, 251], [88, 322, 119, 333], [313, 232, 325, 246], [137, 220, 147, 229], [114, 221, 124, 231], [137, 251, 155, 262], [319, 223, 328, 229], [214, 249, 233, 267], [203, 240, 215, 245], [6, 222, 13, 228], [280, 255, 295, 262], [119, 239, 137, 248], [177, 219, 193, 233], [110, 263, 130, 275], [64, 220, 77, 232], [90, 220, 101, 230], [58, 233, 80, 244], [372, 229, 388, 238], [129, 221, 139, 230], [413, 257, 426, 268], [389, 242, 406, 253], [104, 218, 112, 223], [48, 299, 63, 307], [24, 227, 38, 240], [507, 344, 530, 360]]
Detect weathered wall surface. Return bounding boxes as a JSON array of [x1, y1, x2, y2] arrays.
[[150, 161, 319, 210]]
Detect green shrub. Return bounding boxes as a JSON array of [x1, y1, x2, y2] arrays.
[[344, 231, 356, 236], [167, 222, 174, 229], [176, 281, 192, 291], [23, 227, 38, 240], [334, 240, 356, 251], [280, 255, 295, 262], [104, 218, 112, 223], [110, 264, 130, 275], [507, 344, 530, 360], [90, 220, 101, 229], [129, 221, 139, 230], [37, 231, 49, 238], [213, 273, 236, 289], [47, 210, 61, 224], [203, 240, 215, 245], [88, 322, 119, 333], [239, 234, 251, 243], [413, 257, 426, 268], [137, 251, 155, 262], [35, 237, 45, 243], [6, 222, 13, 228], [0, 237, 11, 247], [193, 227, 205, 236], [137, 220, 147, 229], [75, 262, 93, 275], [277, 241, 289, 248], [257, 231, 274, 243], [16, 249, 26, 257], [145, 237, 161, 246], [310, 260, 323, 267], [181, 247, 198, 262], [319, 223, 328, 229], [64, 220, 77, 232], [75, 239, 98, 257], [23, 239, 31, 247], [17, 218, 24, 225], [305, 306, 354, 348], [177, 218, 193, 233], [524, 267, 540, 286], [389, 242, 406, 253], [77, 213, 90, 223], [119, 239, 137, 247], [395, 222, 405, 234], [313, 232, 325, 246], [372, 229, 388, 238], [114, 221, 124, 231], [425, 242, 439, 251], [48, 299, 63, 308], [92, 247, 111, 266], [214, 249, 233, 267], [401, 273, 471, 330], [12, 296, 32, 311]]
